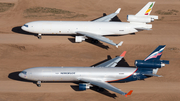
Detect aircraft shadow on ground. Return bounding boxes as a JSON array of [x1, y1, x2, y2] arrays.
[[68, 38, 109, 49], [12, 26, 37, 36], [70, 85, 117, 98]]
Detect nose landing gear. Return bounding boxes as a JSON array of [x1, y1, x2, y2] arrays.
[[38, 34, 42, 39], [37, 81, 41, 87]]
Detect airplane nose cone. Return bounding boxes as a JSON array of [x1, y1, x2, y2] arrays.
[[19, 72, 23, 78], [19, 72, 27, 78], [21, 26, 26, 31]]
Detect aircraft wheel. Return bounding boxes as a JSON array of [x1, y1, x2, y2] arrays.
[[37, 84, 41, 87], [38, 34, 42, 39], [38, 36, 42, 39]]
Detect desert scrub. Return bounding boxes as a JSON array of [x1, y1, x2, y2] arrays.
[[0, 3, 15, 12], [155, 9, 179, 15], [25, 7, 72, 14], [24, 7, 87, 19]]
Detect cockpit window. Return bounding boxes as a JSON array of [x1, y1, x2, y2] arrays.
[[23, 24, 28, 27], [21, 71, 27, 75]]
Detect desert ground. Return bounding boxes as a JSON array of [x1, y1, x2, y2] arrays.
[[0, 0, 180, 101]]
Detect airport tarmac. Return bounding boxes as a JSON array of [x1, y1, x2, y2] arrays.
[[0, 0, 180, 101]]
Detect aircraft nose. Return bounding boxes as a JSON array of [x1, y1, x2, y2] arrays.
[[19, 71, 27, 78], [21, 24, 29, 31], [19, 72, 23, 78]]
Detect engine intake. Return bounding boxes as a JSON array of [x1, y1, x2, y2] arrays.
[[127, 15, 158, 23], [135, 60, 168, 68], [75, 36, 86, 43], [79, 83, 92, 91]]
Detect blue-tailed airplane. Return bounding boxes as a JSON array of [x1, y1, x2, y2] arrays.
[[19, 45, 169, 97]]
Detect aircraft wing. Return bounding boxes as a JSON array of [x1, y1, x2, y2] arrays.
[[95, 51, 126, 67], [93, 8, 121, 22], [76, 31, 123, 48], [80, 78, 133, 97]]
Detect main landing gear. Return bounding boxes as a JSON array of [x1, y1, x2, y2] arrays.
[[37, 81, 41, 87]]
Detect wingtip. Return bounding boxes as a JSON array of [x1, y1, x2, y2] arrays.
[[115, 8, 121, 13], [116, 41, 123, 48], [125, 90, 133, 97], [120, 51, 126, 57]]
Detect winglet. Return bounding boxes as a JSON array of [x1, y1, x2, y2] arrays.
[[125, 90, 133, 97], [120, 51, 126, 57], [116, 41, 123, 48], [115, 8, 121, 14]]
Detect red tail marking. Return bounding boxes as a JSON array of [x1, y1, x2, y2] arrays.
[[125, 90, 133, 97], [120, 51, 126, 57]]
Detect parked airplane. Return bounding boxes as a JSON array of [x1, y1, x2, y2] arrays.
[[21, 2, 158, 48], [19, 45, 169, 96]]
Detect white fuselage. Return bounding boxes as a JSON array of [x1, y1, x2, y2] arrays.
[[21, 21, 151, 35], [19, 67, 137, 82]]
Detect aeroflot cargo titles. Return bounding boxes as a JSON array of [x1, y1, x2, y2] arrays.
[[19, 45, 169, 97], [21, 2, 158, 48]]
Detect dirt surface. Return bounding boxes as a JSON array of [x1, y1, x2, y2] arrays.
[[0, 0, 180, 101]]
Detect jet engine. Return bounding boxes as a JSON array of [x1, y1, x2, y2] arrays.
[[135, 60, 169, 68], [79, 83, 92, 91], [127, 15, 158, 23], [75, 36, 86, 43]]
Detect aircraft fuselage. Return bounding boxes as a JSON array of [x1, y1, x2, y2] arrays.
[[21, 21, 151, 35], [19, 67, 149, 82]]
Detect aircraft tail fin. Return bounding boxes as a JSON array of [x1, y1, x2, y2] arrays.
[[127, 2, 158, 23], [134, 45, 169, 68], [136, 2, 155, 16], [144, 45, 166, 61]]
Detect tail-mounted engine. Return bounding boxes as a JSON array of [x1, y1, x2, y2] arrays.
[[79, 83, 92, 91], [127, 15, 158, 23], [135, 60, 169, 68]]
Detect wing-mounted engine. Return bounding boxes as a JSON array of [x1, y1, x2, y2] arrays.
[[135, 60, 169, 68], [79, 83, 92, 91], [127, 15, 158, 23], [75, 36, 86, 43]]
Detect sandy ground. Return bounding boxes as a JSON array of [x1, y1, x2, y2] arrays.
[[0, 0, 180, 101]]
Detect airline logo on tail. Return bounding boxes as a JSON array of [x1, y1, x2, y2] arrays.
[[145, 3, 154, 15], [144, 47, 165, 61]]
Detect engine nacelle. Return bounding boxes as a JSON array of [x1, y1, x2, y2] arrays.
[[127, 15, 158, 23], [135, 60, 166, 68], [79, 83, 92, 91], [75, 36, 86, 43]]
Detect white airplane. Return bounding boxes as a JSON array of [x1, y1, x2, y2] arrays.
[[21, 2, 158, 47], [19, 45, 169, 97]]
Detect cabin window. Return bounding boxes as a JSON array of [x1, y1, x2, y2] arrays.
[[23, 24, 28, 27], [21, 71, 27, 75]]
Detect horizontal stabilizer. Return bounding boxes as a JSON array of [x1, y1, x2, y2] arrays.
[[143, 74, 162, 77], [135, 28, 152, 31], [160, 60, 169, 64]]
